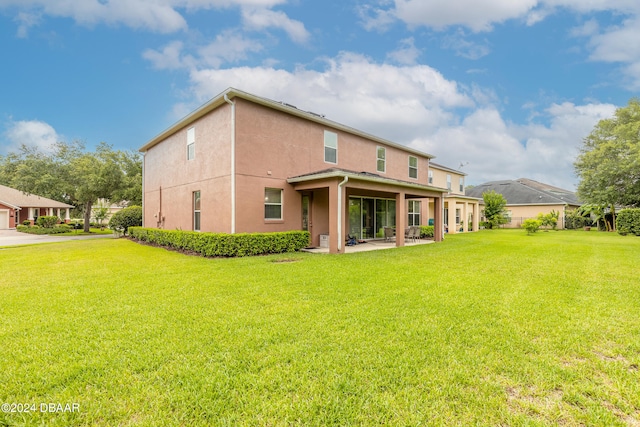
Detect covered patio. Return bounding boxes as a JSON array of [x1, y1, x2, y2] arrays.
[[302, 237, 435, 254], [288, 168, 447, 254]]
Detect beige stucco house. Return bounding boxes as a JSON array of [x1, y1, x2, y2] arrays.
[[466, 178, 581, 228], [140, 87, 479, 254]]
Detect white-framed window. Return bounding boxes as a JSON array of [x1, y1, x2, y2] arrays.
[[459, 177, 464, 192], [193, 190, 201, 231], [264, 188, 283, 220], [408, 156, 418, 179], [408, 200, 421, 226], [187, 127, 195, 160], [455, 208, 461, 224], [376, 146, 386, 173], [446, 174, 452, 190], [428, 170, 433, 184], [324, 131, 337, 164]]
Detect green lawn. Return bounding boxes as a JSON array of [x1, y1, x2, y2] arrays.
[[1, 230, 639, 426]]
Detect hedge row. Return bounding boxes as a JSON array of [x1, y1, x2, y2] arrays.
[[128, 227, 310, 257], [419, 225, 434, 238], [617, 208, 640, 236], [17, 224, 71, 235]]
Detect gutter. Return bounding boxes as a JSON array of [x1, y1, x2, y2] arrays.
[[224, 94, 236, 234]]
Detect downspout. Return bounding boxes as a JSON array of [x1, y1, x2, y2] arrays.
[[224, 94, 236, 234], [337, 176, 349, 252]]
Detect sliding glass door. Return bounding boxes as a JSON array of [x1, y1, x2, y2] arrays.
[[349, 197, 396, 240]]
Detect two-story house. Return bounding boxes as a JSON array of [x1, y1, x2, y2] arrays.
[[140, 88, 478, 253]]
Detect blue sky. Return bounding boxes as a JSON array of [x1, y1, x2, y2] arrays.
[[1, 0, 638, 189]]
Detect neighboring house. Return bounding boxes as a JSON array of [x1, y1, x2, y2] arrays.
[[465, 178, 581, 229], [0, 184, 73, 229], [429, 162, 481, 234], [140, 87, 479, 254], [91, 199, 128, 224]]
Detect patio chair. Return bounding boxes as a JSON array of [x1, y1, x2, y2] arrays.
[[406, 226, 420, 243], [383, 227, 395, 242]]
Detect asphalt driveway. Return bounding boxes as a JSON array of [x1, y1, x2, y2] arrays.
[[0, 229, 116, 247]]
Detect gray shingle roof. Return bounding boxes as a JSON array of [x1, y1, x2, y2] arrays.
[[0, 184, 74, 209], [465, 178, 581, 206]]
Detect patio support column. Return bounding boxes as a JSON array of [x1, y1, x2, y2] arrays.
[[65, 209, 71, 221], [433, 196, 443, 242], [448, 201, 457, 234], [472, 202, 479, 231], [462, 202, 469, 232], [395, 191, 405, 247], [328, 180, 340, 254]]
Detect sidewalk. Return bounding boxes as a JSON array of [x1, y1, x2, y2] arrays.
[[0, 229, 116, 247]]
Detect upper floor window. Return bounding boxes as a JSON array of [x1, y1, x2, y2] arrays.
[[446, 174, 452, 190], [428, 170, 433, 184], [187, 127, 195, 160], [265, 188, 283, 220], [376, 147, 386, 173], [408, 156, 418, 179], [459, 177, 464, 192], [324, 131, 337, 164]]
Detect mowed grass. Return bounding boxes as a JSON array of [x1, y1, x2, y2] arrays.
[[1, 230, 639, 426]]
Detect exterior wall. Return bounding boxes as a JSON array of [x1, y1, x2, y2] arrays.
[[504, 204, 569, 228], [234, 99, 430, 182], [430, 168, 466, 195], [143, 105, 233, 231], [0, 203, 16, 229]]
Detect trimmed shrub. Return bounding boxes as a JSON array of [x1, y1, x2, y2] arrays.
[[616, 208, 640, 236], [419, 225, 434, 238], [129, 227, 310, 257], [16, 224, 72, 235], [522, 218, 542, 234], [36, 216, 60, 228], [109, 206, 142, 236]]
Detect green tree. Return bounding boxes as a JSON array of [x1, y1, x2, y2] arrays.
[[108, 205, 142, 236], [0, 141, 142, 233], [574, 98, 640, 230], [482, 190, 508, 229], [70, 143, 125, 232]]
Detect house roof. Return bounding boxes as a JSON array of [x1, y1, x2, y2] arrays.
[[288, 167, 449, 194], [139, 87, 436, 160], [465, 178, 581, 206], [429, 161, 467, 176], [0, 184, 74, 209]]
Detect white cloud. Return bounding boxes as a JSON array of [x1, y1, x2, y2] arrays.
[[386, 37, 421, 65], [441, 29, 491, 60], [143, 31, 263, 70], [184, 52, 474, 142], [2, 119, 61, 153], [414, 101, 616, 188], [0, 0, 298, 37], [241, 7, 310, 44]]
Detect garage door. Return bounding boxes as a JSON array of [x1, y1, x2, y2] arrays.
[[0, 210, 8, 229]]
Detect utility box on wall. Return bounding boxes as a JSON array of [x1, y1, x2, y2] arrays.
[[319, 234, 329, 248]]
